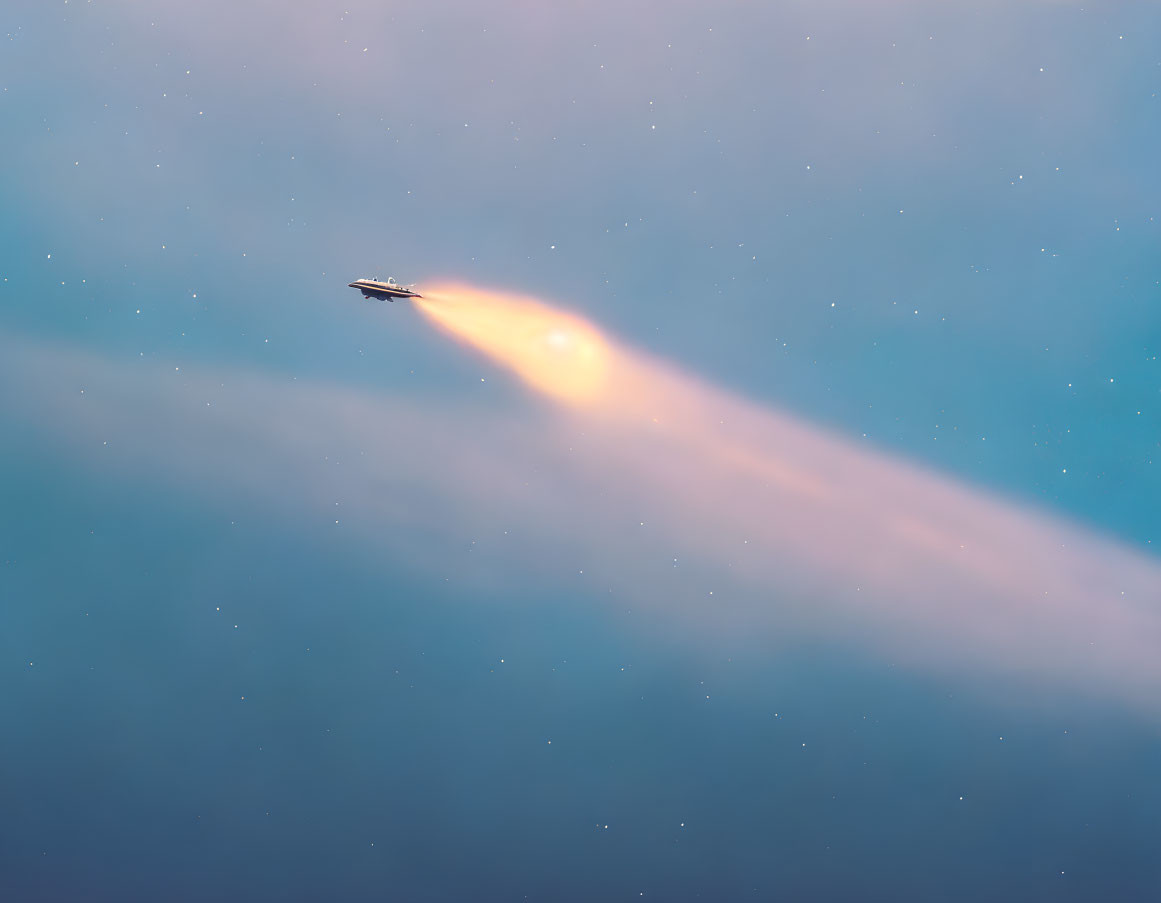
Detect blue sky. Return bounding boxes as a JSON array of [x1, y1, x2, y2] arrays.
[[2, 2, 1159, 899]]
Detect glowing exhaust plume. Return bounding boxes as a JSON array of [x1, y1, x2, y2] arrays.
[[411, 282, 1161, 709], [416, 284, 612, 405]]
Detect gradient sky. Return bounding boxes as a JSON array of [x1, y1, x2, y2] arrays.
[[2, 2, 1160, 901]]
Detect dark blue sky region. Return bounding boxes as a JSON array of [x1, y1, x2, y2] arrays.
[[2, 2, 1159, 900]]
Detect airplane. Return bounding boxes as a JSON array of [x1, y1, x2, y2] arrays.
[[348, 276, 423, 301]]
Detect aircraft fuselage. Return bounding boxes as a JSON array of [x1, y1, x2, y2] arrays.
[[348, 278, 422, 301]]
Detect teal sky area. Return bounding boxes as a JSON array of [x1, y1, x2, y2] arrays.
[[1, 2, 1159, 900]]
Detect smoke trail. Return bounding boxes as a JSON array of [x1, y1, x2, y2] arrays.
[[415, 283, 1161, 709]]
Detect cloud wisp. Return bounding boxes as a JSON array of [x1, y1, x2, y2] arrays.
[[4, 298, 1160, 713]]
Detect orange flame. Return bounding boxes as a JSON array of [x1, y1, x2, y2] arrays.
[[414, 283, 612, 406]]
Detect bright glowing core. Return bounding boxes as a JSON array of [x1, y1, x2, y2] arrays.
[[415, 284, 612, 405]]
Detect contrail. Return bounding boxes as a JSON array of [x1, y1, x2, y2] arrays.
[[415, 282, 1161, 710]]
